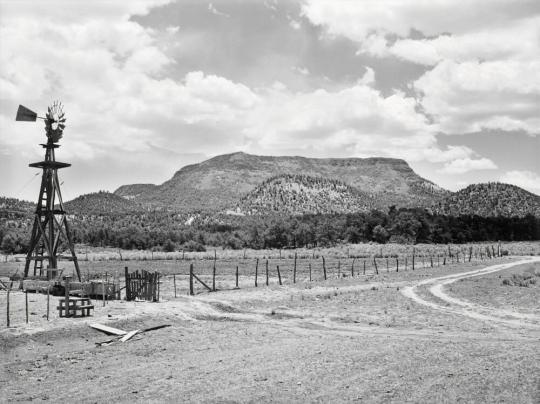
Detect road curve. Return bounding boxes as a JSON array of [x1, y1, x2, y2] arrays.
[[401, 257, 540, 329]]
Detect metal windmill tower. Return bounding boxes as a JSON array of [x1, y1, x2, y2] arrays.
[[16, 102, 81, 281]]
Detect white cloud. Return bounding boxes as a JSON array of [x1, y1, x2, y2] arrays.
[[388, 16, 540, 66], [303, 1, 540, 138], [166, 26, 180, 34], [240, 82, 483, 166], [302, 0, 539, 42], [440, 158, 497, 174], [0, 0, 259, 162], [358, 67, 375, 86], [208, 3, 230, 18], [414, 60, 540, 135], [289, 19, 301, 30], [500, 170, 540, 195]]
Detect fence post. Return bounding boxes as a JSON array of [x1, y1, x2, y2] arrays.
[[212, 251, 217, 292], [6, 283, 10, 328], [255, 258, 259, 287], [293, 252, 297, 283], [189, 263, 194, 296], [405, 256, 407, 271], [396, 257, 399, 272], [157, 273, 161, 302], [173, 274, 177, 298], [363, 260, 366, 275], [309, 263, 312, 282], [351, 258, 355, 277], [235, 266, 239, 289], [277, 265, 282, 285], [125, 266, 130, 300], [386, 257, 389, 273], [265, 259, 269, 286], [412, 248, 415, 271], [337, 260, 341, 278], [373, 256, 378, 275], [47, 282, 50, 321], [25, 290, 29, 324], [322, 256, 327, 280]]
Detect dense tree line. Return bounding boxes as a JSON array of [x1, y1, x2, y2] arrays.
[[1, 207, 538, 254]]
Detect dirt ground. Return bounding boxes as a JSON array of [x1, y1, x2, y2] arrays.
[[1, 257, 539, 403]]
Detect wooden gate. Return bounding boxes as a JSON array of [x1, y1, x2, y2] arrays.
[[125, 269, 160, 301]]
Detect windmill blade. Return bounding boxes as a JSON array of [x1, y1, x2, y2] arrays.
[[15, 105, 38, 121]]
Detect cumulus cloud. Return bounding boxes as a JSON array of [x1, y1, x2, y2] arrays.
[[414, 60, 540, 135], [440, 157, 497, 174], [302, 1, 540, 138], [302, 0, 540, 42], [500, 170, 540, 195], [1, 0, 532, 200], [0, 0, 258, 161]]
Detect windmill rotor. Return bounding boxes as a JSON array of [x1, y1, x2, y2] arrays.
[[45, 101, 66, 143]]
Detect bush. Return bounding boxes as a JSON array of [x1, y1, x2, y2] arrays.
[[181, 240, 206, 252]]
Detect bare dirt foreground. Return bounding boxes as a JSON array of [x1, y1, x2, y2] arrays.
[[1, 258, 539, 403]]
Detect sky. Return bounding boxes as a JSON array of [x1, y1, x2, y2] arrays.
[[0, 0, 539, 202]]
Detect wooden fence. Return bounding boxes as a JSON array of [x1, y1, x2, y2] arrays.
[[179, 244, 505, 296], [125, 269, 160, 301]]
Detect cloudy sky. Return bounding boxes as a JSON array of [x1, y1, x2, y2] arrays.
[[1, 0, 539, 201]]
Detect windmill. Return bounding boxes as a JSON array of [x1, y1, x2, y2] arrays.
[[16, 102, 81, 281]]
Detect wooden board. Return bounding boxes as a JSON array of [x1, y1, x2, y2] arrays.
[[89, 323, 127, 336], [120, 329, 140, 342]]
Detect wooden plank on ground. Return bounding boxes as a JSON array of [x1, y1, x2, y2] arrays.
[[120, 329, 140, 342], [89, 323, 127, 336]]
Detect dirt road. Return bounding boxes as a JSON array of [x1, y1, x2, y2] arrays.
[[401, 257, 540, 329]]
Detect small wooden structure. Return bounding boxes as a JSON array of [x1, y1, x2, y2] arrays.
[[57, 297, 94, 317], [57, 276, 94, 317], [125, 269, 160, 301]]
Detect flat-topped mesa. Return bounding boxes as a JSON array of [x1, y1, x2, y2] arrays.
[[114, 151, 449, 213]]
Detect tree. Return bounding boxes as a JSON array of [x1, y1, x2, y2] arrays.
[[372, 225, 390, 244], [1, 234, 17, 254]]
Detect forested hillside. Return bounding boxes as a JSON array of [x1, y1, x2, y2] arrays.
[[236, 174, 378, 215], [0, 197, 34, 213], [434, 183, 540, 218], [63, 191, 144, 215]]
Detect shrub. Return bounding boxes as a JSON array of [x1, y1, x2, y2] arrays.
[[181, 240, 206, 252]]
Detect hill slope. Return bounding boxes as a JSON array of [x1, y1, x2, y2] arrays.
[[64, 191, 144, 215], [235, 174, 379, 215], [115, 152, 448, 212], [434, 183, 540, 217]]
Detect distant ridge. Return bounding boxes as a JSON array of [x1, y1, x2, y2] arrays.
[[434, 183, 540, 218], [115, 151, 449, 212]]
